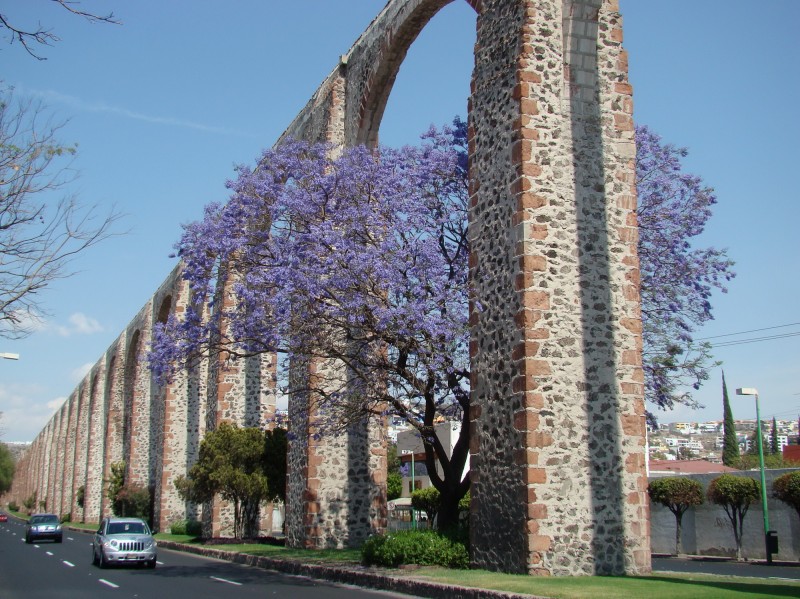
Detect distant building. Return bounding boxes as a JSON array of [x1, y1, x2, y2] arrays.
[[395, 421, 468, 498], [649, 459, 739, 477]]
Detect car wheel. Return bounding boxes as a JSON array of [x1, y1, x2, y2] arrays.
[[147, 559, 156, 569], [25, 534, 31, 544], [98, 550, 107, 569], [92, 547, 99, 566], [55, 536, 62, 543]]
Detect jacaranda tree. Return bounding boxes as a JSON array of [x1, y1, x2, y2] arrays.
[[150, 120, 732, 531], [152, 121, 470, 529], [636, 126, 734, 415]]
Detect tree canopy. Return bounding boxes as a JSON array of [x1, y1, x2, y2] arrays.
[[772, 470, 800, 520], [648, 476, 704, 555], [175, 422, 281, 538], [721, 372, 739, 467], [636, 126, 734, 414], [0, 442, 14, 495], [152, 120, 471, 530], [151, 119, 733, 529], [706, 474, 760, 560]]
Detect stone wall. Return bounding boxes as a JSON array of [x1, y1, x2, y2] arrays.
[[5, 0, 649, 576]]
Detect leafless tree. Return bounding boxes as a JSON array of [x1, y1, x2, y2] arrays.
[[1, 0, 120, 60], [0, 86, 122, 338]]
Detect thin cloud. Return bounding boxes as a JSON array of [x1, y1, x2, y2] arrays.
[[15, 85, 254, 137], [56, 312, 103, 337]]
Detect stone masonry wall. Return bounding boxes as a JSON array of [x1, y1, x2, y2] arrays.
[[465, 0, 648, 575], [7, 0, 648, 575]]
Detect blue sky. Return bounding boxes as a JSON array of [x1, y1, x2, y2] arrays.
[[0, 0, 797, 442]]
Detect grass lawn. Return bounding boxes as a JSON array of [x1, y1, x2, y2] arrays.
[[153, 534, 363, 563], [149, 535, 799, 599], [412, 567, 800, 599]]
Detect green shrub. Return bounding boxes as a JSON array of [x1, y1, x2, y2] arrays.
[[112, 484, 151, 519], [170, 519, 202, 536], [60, 513, 71, 523], [8, 501, 19, 512], [170, 520, 187, 535], [411, 487, 441, 523], [186, 519, 202, 536], [362, 529, 469, 569]]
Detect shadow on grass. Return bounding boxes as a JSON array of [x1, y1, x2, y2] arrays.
[[632, 576, 800, 598]]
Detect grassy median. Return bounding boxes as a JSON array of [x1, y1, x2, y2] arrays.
[[148, 534, 800, 599]]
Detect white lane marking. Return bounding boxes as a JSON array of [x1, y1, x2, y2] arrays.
[[210, 576, 243, 586], [66, 536, 74, 541], [46, 551, 54, 556], [63, 561, 75, 568], [98, 579, 119, 589], [156, 560, 164, 565]]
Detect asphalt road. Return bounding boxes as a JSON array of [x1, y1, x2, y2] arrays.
[[0, 518, 417, 599], [653, 556, 800, 582]]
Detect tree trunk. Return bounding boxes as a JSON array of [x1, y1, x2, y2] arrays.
[[436, 489, 461, 532], [675, 512, 683, 555]]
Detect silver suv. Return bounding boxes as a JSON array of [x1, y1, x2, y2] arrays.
[[92, 517, 157, 569]]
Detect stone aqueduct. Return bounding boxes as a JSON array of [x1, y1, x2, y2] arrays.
[[8, 0, 650, 576]]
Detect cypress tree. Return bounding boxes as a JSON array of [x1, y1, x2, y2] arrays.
[[722, 371, 740, 466], [771, 416, 780, 455]]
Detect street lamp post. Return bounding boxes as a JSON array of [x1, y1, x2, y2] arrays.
[[736, 387, 773, 564]]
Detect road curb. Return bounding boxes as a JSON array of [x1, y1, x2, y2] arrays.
[[156, 540, 550, 599]]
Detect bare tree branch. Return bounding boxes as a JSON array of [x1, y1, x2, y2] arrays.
[[1, 0, 120, 60], [0, 86, 124, 338]]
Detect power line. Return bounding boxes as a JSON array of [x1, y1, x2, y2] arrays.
[[710, 331, 800, 348], [698, 321, 800, 341]]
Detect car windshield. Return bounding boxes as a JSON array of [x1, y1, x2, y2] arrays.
[[31, 515, 58, 525], [106, 521, 147, 535]]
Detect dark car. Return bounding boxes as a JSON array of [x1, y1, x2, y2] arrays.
[[92, 517, 157, 569], [25, 513, 62, 543]]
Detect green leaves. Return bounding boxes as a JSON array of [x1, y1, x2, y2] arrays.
[[707, 473, 760, 506], [648, 477, 704, 513], [773, 471, 800, 519], [173, 422, 286, 538]]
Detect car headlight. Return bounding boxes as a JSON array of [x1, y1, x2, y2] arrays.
[[55, 525, 62, 531], [144, 539, 155, 549], [109, 540, 118, 548]]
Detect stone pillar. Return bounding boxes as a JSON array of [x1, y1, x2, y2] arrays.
[[84, 368, 107, 523], [124, 326, 152, 489], [72, 384, 90, 521], [62, 394, 79, 518], [468, 0, 649, 576], [202, 271, 277, 538], [101, 352, 125, 518]]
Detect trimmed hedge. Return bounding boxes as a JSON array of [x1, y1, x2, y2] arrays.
[[361, 529, 469, 569]]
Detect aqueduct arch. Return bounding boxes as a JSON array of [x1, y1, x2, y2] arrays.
[[7, 0, 649, 577], [277, 0, 649, 576]]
